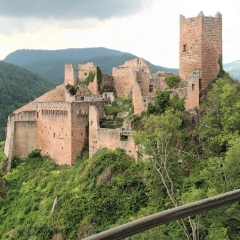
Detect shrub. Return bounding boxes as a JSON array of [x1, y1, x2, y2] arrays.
[[165, 75, 180, 88], [28, 149, 42, 158]]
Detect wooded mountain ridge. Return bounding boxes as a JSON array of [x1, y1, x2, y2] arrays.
[[4, 48, 178, 82], [0, 61, 57, 141]]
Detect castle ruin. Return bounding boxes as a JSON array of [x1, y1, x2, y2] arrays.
[[4, 12, 222, 166]]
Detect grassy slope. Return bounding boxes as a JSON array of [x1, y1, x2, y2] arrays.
[[1, 148, 163, 240]]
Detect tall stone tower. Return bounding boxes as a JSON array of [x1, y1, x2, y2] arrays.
[[179, 11, 222, 90]]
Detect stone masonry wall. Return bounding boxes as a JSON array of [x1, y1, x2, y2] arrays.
[[180, 12, 222, 90], [78, 62, 99, 95], [184, 71, 200, 110], [4, 111, 38, 160], [112, 58, 152, 98], [179, 12, 203, 82], [101, 74, 115, 93], [89, 106, 138, 161], [201, 13, 222, 89], [132, 76, 144, 115], [36, 102, 73, 165], [64, 64, 76, 86], [112, 67, 136, 97]]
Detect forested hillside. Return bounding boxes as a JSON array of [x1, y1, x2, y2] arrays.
[[0, 61, 57, 141], [4, 48, 178, 82], [223, 60, 240, 80], [1, 72, 240, 239]]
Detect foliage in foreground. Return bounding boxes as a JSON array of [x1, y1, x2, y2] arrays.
[[0, 149, 153, 239], [2, 77, 240, 239]]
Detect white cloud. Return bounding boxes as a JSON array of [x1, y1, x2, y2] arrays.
[[0, 0, 239, 67]]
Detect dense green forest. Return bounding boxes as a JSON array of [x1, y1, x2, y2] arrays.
[[1, 73, 240, 239], [4, 48, 178, 82], [0, 61, 57, 141]]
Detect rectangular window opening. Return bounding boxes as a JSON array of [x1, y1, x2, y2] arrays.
[[149, 85, 153, 93], [183, 45, 186, 52]]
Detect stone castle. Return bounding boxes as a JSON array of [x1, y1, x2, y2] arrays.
[[4, 12, 222, 166]]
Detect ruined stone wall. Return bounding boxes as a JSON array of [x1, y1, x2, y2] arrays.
[[13, 111, 38, 158], [142, 96, 155, 112], [78, 62, 99, 95], [4, 111, 38, 160], [89, 106, 138, 161], [201, 13, 222, 89], [101, 74, 115, 93], [179, 13, 203, 82], [132, 78, 144, 115], [71, 103, 89, 163], [75, 84, 92, 101], [4, 115, 15, 160], [155, 72, 169, 91], [36, 101, 104, 165], [64, 64, 76, 86], [112, 67, 136, 97], [184, 71, 200, 110], [136, 71, 152, 96], [113, 58, 154, 98], [14, 121, 38, 158], [102, 92, 115, 102], [180, 12, 222, 90], [36, 102, 73, 165], [121, 58, 151, 74]]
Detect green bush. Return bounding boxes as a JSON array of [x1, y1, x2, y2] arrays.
[[165, 75, 180, 88]]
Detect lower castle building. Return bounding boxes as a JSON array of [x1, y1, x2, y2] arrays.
[[3, 58, 195, 166]]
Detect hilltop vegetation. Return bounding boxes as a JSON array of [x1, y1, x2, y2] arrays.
[[1, 73, 240, 239], [4, 48, 178, 82], [0, 61, 57, 141]]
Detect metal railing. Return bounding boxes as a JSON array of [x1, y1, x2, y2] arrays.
[[82, 189, 240, 240]]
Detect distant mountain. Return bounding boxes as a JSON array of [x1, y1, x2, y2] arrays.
[[0, 61, 57, 141], [223, 60, 240, 81], [4, 47, 124, 66], [4, 48, 178, 82]]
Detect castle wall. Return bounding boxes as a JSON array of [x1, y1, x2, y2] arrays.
[[201, 13, 222, 89], [89, 106, 138, 161], [184, 71, 200, 110], [179, 12, 222, 90], [78, 63, 99, 95], [4, 115, 16, 162], [132, 76, 144, 115], [101, 74, 115, 93], [36, 102, 73, 165], [64, 64, 76, 86], [36, 101, 104, 165], [75, 84, 92, 101], [4, 111, 38, 159], [14, 121, 38, 158], [102, 92, 115, 102], [179, 13, 203, 82], [112, 67, 136, 97], [136, 71, 152, 96]]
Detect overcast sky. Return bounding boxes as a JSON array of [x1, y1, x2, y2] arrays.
[[0, 0, 239, 68]]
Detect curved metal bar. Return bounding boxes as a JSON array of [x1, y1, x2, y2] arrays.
[[83, 189, 240, 240]]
